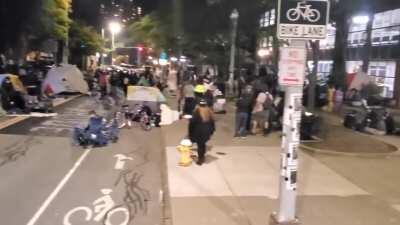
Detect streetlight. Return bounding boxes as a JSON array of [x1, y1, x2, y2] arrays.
[[109, 21, 122, 50], [228, 9, 239, 97]]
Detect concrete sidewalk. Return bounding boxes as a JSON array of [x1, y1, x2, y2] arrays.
[[161, 99, 400, 225]]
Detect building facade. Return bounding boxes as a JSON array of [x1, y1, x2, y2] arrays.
[[258, 5, 400, 100]]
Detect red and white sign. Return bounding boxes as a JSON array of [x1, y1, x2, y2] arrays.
[[278, 47, 306, 86]]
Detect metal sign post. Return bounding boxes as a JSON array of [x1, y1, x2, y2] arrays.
[[270, 40, 306, 225], [270, 1, 329, 224]]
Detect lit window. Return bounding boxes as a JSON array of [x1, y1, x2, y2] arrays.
[[270, 9, 276, 25]]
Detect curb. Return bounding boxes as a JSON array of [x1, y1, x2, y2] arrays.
[[159, 126, 173, 225], [0, 95, 82, 130], [300, 143, 400, 158]]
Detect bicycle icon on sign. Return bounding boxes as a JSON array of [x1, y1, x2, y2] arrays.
[[286, 1, 321, 23], [63, 189, 130, 225]]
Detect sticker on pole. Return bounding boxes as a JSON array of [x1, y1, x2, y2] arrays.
[[277, 0, 330, 39], [278, 47, 306, 86]]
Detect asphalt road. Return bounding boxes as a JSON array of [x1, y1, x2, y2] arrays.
[[0, 96, 164, 225]]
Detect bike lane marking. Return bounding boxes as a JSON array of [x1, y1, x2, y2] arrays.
[[26, 149, 92, 225]]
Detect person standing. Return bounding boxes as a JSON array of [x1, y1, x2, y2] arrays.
[[333, 86, 344, 112], [325, 85, 336, 112], [168, 66, 178, 95], [234, 85, 253, 138], [188, 100, 215, 165], [251, 92, 268, 135], [182, 81, 196, 117]]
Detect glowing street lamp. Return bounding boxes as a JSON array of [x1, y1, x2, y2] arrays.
[[109, 22, 122, 50]]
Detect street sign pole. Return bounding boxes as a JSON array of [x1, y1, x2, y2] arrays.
[[271, 1, 329, 224], [270, 40, 305, 225]]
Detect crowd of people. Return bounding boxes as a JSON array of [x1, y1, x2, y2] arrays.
[[226, 67, 283, 139], [171, 66, 283, 165]]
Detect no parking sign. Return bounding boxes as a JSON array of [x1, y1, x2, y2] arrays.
[[278, 47, 307, 86]]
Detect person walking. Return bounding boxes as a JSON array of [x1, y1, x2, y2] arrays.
[[181, 81, 196, 117], [234, 85, 253, 138], [188, 100, 215, 165]]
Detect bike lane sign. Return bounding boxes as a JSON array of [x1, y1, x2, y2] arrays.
[[277, 0, 330, 39]]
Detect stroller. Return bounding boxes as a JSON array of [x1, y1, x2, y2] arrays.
[[73, 116, 119, 148]]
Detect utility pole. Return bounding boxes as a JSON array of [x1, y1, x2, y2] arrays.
[[228, 9, 239, 97]]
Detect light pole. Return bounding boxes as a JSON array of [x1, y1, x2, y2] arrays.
[[109, 22, 122, 65], [228, 9, 239, 97], [109, 22, 122, 50]]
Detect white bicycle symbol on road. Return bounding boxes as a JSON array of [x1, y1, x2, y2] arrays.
[[63, 189, 130, 225], [286, 1, 321, 23]]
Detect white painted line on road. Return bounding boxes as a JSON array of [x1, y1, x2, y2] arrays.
[[26, 149, 92, 225]]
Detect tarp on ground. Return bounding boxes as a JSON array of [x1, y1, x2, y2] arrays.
[[42, 64, 88, 94], [0, 74, 26, 93]]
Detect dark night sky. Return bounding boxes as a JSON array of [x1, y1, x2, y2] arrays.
[[72, 0, 161, 28]]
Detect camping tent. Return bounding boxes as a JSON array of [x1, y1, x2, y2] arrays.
[[126, 86, 166, 112], [42, 64, 88, 94]]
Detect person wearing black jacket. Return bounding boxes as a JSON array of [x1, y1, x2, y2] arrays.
[[235, 86, 253, 138], [188, 100, 215, 165]]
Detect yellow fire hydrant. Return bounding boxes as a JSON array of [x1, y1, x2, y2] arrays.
[[177, 139, 193, 167]]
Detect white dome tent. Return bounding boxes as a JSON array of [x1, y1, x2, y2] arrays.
[[42, 64, 88, 95]]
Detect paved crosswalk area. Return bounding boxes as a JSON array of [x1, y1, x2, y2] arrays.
[[0, 96, 110, 137]]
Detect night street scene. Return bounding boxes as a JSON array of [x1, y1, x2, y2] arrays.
[[2, 0, 400, 225]]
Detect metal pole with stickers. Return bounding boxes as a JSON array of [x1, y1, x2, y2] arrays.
[[270, 0, 329, 224]]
